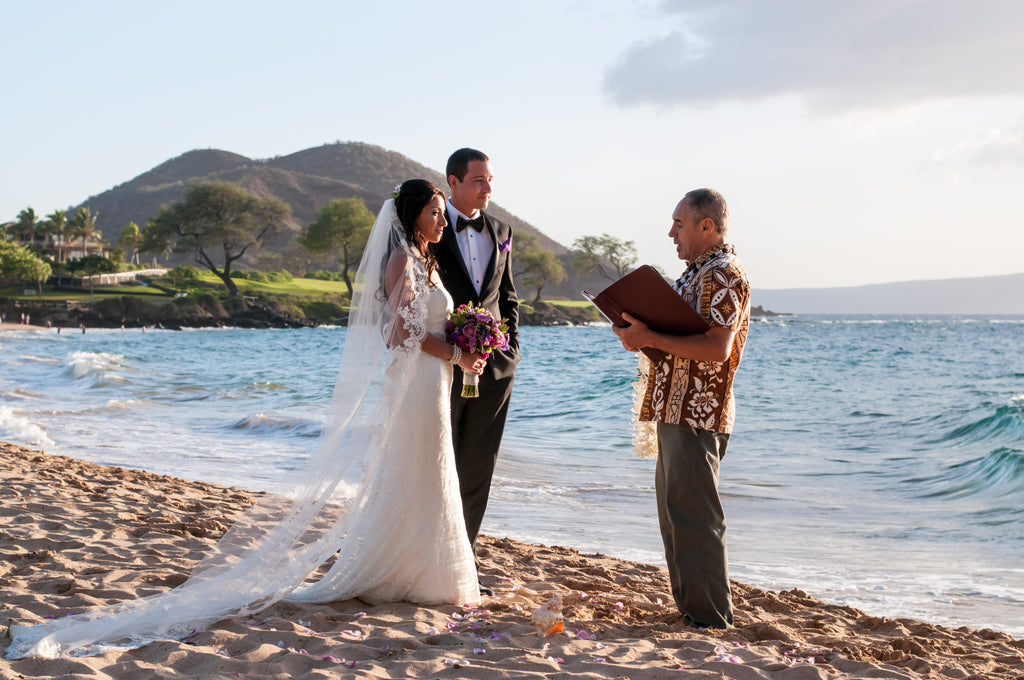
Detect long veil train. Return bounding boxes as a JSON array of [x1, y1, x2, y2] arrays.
[[7, 198, 467, 658]]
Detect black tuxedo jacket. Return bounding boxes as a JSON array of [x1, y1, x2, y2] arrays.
[[436, 209, 520, 380]]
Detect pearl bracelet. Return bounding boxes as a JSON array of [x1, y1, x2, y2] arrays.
[[449, 345, 462, 364]]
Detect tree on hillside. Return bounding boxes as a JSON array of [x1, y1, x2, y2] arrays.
[[117, 222, 142, 265], [299, 197, 374, 297], [0, 241, 52, 295], [571, 234, 638, 281], [141, 182, 290, 297], [512, 232, 566, 303], [69, 207, 102, 257], [42, 208, 68, 262]]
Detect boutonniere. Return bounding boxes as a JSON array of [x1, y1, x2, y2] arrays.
[[499, 236, 512, 253]]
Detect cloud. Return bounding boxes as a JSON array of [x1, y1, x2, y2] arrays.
[[604, 0, 1024, 113], [933, 123, 1024, 166]]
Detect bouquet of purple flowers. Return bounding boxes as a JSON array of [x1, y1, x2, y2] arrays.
[[445, 304, 510, 397]]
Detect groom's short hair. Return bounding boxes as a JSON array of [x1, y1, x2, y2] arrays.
[[446, 148, 490, 182]]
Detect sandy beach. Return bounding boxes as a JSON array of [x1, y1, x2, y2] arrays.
[[0, 321, 48, 332], [1, 442, 1022, 679]]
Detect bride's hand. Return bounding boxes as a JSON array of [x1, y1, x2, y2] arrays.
[[458, 351, 487, 375]]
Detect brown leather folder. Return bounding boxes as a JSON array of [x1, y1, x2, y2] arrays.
[[582, 265, 709, 363]]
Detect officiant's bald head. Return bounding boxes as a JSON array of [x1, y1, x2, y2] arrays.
[[679, 188, 729, 237]]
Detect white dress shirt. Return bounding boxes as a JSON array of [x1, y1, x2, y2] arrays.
[[447, 198, 494, 297]]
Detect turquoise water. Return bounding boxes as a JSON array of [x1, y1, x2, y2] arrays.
[[2, 316, 1022, 637]]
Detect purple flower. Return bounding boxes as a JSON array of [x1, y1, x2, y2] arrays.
[[499, 236, 512, 252]]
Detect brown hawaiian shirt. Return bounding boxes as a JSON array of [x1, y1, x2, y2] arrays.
[[638, 243, 750, 434]]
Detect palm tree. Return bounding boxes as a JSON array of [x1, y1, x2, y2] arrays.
[[117, 222, 142, 265], [44, 209, 68, 262], [69, 207, 102, 258], [13, 207, 38, 244]]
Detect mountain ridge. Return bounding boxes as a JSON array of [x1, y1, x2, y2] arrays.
[[77, 143, 567, 256], [754, 271, 1024, 314]]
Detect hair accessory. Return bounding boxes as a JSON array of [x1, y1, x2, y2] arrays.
[[392, 183, 402, 200]]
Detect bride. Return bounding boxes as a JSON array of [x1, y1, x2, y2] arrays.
[[6, 179, 488, 659]]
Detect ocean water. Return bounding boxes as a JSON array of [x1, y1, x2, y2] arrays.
[[1, 316, 1022, 638]]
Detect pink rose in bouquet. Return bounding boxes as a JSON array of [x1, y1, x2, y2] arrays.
[[445, 304, 510, 397]]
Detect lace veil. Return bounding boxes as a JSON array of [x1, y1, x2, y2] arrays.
[[7, 199, 436, 658]]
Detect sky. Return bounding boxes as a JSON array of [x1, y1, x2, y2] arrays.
[[4, 0, 1024, 290]]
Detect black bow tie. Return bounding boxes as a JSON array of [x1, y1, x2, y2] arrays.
[[456, 215, 485, 233]]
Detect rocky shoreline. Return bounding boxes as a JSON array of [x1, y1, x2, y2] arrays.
[[1, 297, 785, 332], [2, 296, 603, 330]]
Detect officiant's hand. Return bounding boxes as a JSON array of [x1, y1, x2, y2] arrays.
[[613, 312, 650, 352], [458, 352, 487, 375]]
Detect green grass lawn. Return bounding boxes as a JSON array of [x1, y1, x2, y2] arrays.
[[546, 299, 592, 308], [195, 273, 353, 296], [5, 274, 587, 310], [1, 285, 169, 302], [3, 275, 353, 302]]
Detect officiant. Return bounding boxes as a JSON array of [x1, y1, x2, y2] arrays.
[[612, 188, 751, 629]]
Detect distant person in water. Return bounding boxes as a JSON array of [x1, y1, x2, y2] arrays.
[[612, 188, 751, 629]]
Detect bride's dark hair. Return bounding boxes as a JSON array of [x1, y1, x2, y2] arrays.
[[394, 179, 444, 282]]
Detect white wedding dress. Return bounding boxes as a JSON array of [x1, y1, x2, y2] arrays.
[[288, 274, 478, 606], [6, 201, 479, 659]]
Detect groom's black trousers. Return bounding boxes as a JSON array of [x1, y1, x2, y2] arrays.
[[450, 371, 514, 548]]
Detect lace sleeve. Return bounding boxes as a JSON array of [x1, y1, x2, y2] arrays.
[[382, 246, 430, 355]]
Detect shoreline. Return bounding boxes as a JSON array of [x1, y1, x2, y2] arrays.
[[2, 441, 1021, 679]]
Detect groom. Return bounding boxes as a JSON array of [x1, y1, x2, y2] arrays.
[[436, 148, 520, 589]]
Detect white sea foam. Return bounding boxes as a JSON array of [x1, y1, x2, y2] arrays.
[[1, 389, 49, 400], [0, 405, 55, 448], [64, 351, 126, 380], [17, 354, 61, 365]]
